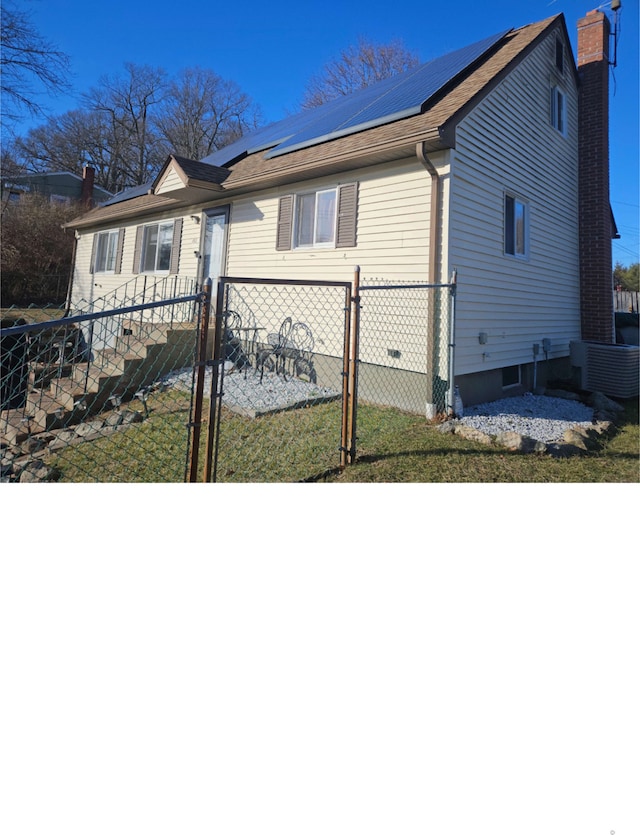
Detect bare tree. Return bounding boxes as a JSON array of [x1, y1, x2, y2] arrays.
[[1, 193, 77, 303], [10, 62, 262, 193], [0, 1, 71, 128], [301, 37, 420, 109], [83, 63, 167, 187], [154, 67, 262, 160], [14, 109, 135, 195]]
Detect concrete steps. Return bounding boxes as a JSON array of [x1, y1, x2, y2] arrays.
[[1, 320, 197, 446]]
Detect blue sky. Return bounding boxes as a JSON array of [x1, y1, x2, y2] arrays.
[[10, 0, 639, 265]]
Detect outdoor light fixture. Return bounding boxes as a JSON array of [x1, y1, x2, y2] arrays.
[[190, 215, 200, 223]]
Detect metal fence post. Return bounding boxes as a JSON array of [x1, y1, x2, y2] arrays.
[[187, 278, 212, 483], [340, 280, 353, 469], [447, 269, 458, 416], [203, 278, 225, 483], [347, 266, 361, 465]]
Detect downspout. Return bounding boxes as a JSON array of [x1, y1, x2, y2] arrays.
[[416, 142, 440, 286], [416, 142, 445, 417], [64, 229, 79, 317]]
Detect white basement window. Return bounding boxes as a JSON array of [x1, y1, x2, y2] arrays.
[[502, 365, 521, 389]]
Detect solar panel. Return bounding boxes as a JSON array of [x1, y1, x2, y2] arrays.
[[101, 182, 151, 207], [264, 29, 509, 158]]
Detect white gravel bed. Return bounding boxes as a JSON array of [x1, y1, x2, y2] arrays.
[[158, 364, 340, 414], [458, 393, 595, 444]]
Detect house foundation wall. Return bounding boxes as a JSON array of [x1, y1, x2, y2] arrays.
[[456, 357, 573, 407]]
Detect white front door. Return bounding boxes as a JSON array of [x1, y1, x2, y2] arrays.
[[201, 210, 228, 287]]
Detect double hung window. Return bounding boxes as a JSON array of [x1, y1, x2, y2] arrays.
[[276, 183, 358, 251], [141, 221, 174, 272], [94, 230, 120, 273], [294, 189, 337, 248], [504, 194, 528, 258]]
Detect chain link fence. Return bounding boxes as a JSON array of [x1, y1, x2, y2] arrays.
[[351, 279, 453, 456], [2, 272, 455, 483], [1, 285, 205, 483]]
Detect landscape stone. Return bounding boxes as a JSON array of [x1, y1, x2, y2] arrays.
[[120, 409, 144, 425], [454, 424, 493, 445], [74, 422, 100, 437], [561, 428, 590, 451], [495, 431, 545, 453], [592, 420, 613, 435], [563, 425, 602, 450], [21, 436, 50, 454], [18, 460, 53, 483], [104, 412, 124, 427]]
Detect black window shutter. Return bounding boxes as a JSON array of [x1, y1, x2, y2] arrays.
[[89, 234, 98, 274], [114, 228, 125, 274], [276, 195, 293, 251], [133, 226, 143, 272], [170, 218, 183, 273], [336, 183, 358, 248]]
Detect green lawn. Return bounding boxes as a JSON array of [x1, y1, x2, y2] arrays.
[[324, 398, 639, 483], [47, 391, 639, 483]]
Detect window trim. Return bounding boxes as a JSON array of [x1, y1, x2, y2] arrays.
[[504, 193, 529, 260]]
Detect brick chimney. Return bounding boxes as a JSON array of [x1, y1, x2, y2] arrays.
[[80, 165, 95, 208], [577, 9, 614, 343]]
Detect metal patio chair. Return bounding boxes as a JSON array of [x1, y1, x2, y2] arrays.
[[258, 316, 292, 382], [287, 321, 317, 383]]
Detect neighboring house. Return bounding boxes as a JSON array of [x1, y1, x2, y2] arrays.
[[64, 9, 618, 409], [2, 167, 112, 207]]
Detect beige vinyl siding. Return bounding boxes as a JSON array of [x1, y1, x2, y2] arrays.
[[224, 158, 439, 370], [226, 158, 433, 283], [71, 211, 202, 308], [155, 166, 184, 195], [448, 31, 580, 377]]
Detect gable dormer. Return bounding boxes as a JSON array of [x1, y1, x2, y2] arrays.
[[153, 155, 230, 201]]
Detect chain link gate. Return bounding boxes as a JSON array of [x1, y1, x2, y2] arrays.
[[198, 276, 353, 482]]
